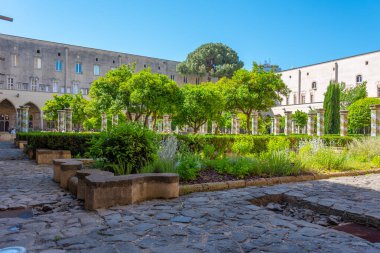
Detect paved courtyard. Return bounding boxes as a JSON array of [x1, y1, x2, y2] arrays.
[[1, 142, 380, 252]]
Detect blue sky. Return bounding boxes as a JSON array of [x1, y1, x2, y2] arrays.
[[1, 0, 380, 70]]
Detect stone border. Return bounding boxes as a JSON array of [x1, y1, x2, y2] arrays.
[[36, 149, 71, 165], [179, 169, 380, 195]]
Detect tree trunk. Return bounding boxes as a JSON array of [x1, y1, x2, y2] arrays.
[[152, 112, 157, 130]]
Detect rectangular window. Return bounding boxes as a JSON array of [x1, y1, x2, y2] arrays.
[[293, 94, 297, 105], [72, 83, 79, 94], [7, 77, 14, 89], [286, 96, 289, 105], [170, 75, 175, 81], [20, 83, 28, 90], [183, 76, 188, 84], [94, 65, 100, 76], [75, 63, 82, 74], [55, 60, 62, 72], [67, 87, 71, 94], [52, 80, 59, 93], [30, 78, 38, 91], [34, 57, 42, 69], [301, 95, 306, 104], [310, 94, 314, 103], [195, 77, 200, 85], [60, 86, 65, 93], [11, 54, 18, 67]]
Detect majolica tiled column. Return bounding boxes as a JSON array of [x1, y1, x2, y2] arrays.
[[307, 112, 316, 136], [112, 114, 119, 126], [284, 111, 292, 135], [163, 114, 170, 133], [370, 105, 380, 137], [101, 113, 107, 132], [271, 117, 275, 134], [291, 120, 296, 134], [148, 116, 153, 130], [16, 108, 21, 131], [168, 117, 172, 133], [57, 109, 66, 132], [235, 117, 240, 134], [340, 110, 348, 137], [65, 108, 73, 132], [251, 112, 259, 135], [317, 108, 325, 136], [140, 114, 145, 125], [212, 121, 217, 134], [231, 114, 236, 134], [273, 114, 281, 135], [130, 113, 136, 122]]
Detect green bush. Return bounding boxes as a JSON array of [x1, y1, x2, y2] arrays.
[[89, 123, 158, 175], [208, 156, 261, 178], [348, 138, 380, 162], [231, 139, 255, 155], [176, 153, 203, 181], [348, 97, 380, 134], [260, 150, 302, 176], [267, 137, 290, 152]]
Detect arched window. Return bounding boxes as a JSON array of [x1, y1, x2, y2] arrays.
[[312, 81, 317, 90], [356, 75, 363, 84]]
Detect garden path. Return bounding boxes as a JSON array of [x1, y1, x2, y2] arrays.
[[0, 141, 380, 252]]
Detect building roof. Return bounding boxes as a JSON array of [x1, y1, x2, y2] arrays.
[[280, 49, 380, 72]]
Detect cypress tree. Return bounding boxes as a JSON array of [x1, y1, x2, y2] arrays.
[[323, 81, 341, 134]]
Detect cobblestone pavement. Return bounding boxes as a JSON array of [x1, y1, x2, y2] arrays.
[[1, 142, 380, 252]]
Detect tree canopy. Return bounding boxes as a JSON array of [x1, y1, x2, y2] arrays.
[[323, 81, 340, 134], [176, 43, 243, 81], [292, 110, 308, 128], [348, 97, 380, 134], [219, 63, 289, 131], [174, 83, 224, 133], [340, 82, 367, 109]]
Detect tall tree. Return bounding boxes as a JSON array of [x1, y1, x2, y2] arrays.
[[220, 63, 289, 132], [347, 97, 380, 134], [292, 110, 308, 129], [175, 83, 224, 133], [176, 43, 243, 81], [121, 68, 182, 127], [323, 81, 341, 134]]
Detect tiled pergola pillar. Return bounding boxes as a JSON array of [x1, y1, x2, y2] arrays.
[[65, 108, 73, 132], [16, 108, 21, 131], [101, 113, 107, 132], [57, 109, 66, 132], [317, 109, 325, 136], [163, 114, 170, 133], [291, 120, 296, 134], [271, 117, 275, 134], [130, 113, 136, 122], [307, 112, 316, 136], [148, 116, 153, 130], [112, 114, 119, 126], [340, 110, 348, 137], [235, 117, 240, 134], [370, 105, 380, 137], [284, 111, 292, 135], [231, 114, 236, 134], [273, 114, 281, 135], [21, 106, 30, 133], [212, 121, 217, 134], [251, 112, 259, 135]]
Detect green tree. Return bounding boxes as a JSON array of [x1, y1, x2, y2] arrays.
[[340, 82, 367, 109], [292, 110, 308, 128], [177, 43, 243, 81], [42, 94, 88, 127], [220, 63, 289, 132], [347, 97, 380, 134], [323, 81, 340, 134], [175, 83, 224, 133], [121, 68, 181, 127]]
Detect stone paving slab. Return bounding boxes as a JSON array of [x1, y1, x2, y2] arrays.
[[1, 142, 380, 252]]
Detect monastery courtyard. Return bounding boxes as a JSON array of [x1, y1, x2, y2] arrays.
[[1, 142, 380, 253]]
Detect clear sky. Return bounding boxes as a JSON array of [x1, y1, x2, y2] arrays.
[[1, 0, 380, 70]]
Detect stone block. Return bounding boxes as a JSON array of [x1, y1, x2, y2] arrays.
[[60, 160, 82, 189], [76, 169, 114, 200], [226, 180, 246, 189], [202, 182, 229, 192], [52, 159, 73, 183], [179, 184, 204, 195], [18, 140, 27, 149], [36, 149, 71, 165], [84, 173, 179, 210], [68, 176, 78, 196], [245, 178, 268, 187]]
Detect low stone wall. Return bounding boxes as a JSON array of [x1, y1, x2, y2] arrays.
[[52, 159, 180, 210], [36, 149, 71, 165], [0, 133, 15, 142]]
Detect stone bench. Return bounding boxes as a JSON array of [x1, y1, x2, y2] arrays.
[[36, 149, 71, 165], [84, 173, 179, 210], [76, 169, 114, 200], [15, 140, 27, 149]]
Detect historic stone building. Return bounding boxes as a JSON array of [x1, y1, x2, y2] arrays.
[[272, 50, 380, 115], [0, 33, 203, 131]]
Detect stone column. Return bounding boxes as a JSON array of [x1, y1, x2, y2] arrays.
[[212, 121, 217, 134], [16, 108, 21, 131], [235, 117, 240, 134], [57, 109, 66, 132], [140, 114, 146, 125], [291, 120, 296, 134], [251, 112, 259, 135], [317, 109, 325, 136], [168, 117, 172, 133], [307, 112, 316, 136], [101, 113, 107, 132], [340, 110, 348, 137], [370, 105, 380, 137], [284, 111, 292, 135], [65, 108, 73, 132], [231, 114, 236, 134], [130, 113, 136, 122], [271, 117, 275, 134], [273, 114, 281, 135], [148, 116, 153, 130], [112, 114, 119, 126], [163, 114, 170, 133]]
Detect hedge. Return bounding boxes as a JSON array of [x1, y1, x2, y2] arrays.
[[17, 132, 99, 157], [17, 132, 359, 157]]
